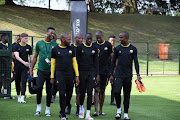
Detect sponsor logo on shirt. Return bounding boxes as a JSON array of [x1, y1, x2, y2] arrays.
[[26, 49, 29, 51], [130, 50, 133, 53], [82, 50, 84, 53], [58, 52, 60, 54], [69, 50, 72, 54], [52, 46, 54, 48], [92, 50, 95, 54], [41, 46, 43, 48], [119, 51, 121, 53], [104, 47, 108, 50]]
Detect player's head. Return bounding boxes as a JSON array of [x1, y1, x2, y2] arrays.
[[46, 27, 55, 41], [85, 33, 93, 45], [20, 33, 28, 44], [75, 34, 83, 45], [16, 34, 21, 43], [96, 30, 103, 43], [60, 33, 71, 46], [108, 35, 116, 46], [52, 33, 57, 42], [119, 31, 129, 45], [1, 33, 9, 44]]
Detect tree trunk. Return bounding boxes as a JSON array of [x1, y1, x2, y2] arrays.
[[5, 0, 16, 5], [88, 0, 96, 12], [123, 0, 138, 14]]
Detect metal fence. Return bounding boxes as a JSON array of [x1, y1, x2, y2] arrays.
[[12, 35, 180, 76]]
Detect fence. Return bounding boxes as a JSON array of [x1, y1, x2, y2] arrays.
[[12, 35, 180, 76]]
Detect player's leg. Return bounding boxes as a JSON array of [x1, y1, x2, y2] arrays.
[[93, 84, 100, 116], [14, 66, 21, 102], [123, 77, 132, 120], [20, 68, 28, 103], [45, 71, 52, 116]]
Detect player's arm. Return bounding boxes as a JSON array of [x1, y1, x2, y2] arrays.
[[50, 48, 56, 84], [72, 57, 79, 86], [94, 48, 100, 84], [133, 47, 142, 81], [14, 52, 29, 67], [110, 47, 118, 84]]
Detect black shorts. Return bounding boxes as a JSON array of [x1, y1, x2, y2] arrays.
[[94, 74, 109, 91]]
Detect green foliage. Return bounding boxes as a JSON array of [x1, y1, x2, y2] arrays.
[[0, 0, 5, 5]]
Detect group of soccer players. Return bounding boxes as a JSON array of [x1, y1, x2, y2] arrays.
[[0, 26, 141, 120]]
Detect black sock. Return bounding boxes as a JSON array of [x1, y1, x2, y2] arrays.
[[77, 105, 79, 113]]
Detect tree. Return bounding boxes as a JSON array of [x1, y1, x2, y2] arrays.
[[4, 0, 16, 5], [123, 0, 138, 14]]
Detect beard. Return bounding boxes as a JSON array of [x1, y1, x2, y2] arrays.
[[64, 41, 70, 46]]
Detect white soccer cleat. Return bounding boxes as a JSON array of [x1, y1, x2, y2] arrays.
[[85, 116, 94, 120], [18, 95, 21, 103], [20, 95, 26, 103], [34, 111, 41, 116]]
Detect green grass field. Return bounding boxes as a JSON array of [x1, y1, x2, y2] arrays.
[[0, 76, 180, 120]]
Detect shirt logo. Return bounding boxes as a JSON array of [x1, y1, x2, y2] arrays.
[[69, 50, 72, 54], [104, 47, 108, 50], [82, 50, 84, 53], [130, 50, 133, 53], [52, 46, 54, 48], [26, 49, 29, 51], [57, 81, 59, 83], [41, 46, 43, 48], [58, 52, 60, 54], [18, 48, 20, 51], [92, 50, 95, 54], [119, 51, 121, 53]]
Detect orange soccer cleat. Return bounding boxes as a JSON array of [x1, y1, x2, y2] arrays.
[[135, 80, 142, 93], [139, 81, 146, 92]]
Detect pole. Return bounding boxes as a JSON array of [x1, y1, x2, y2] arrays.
[[147, 42, 149, 76], [31, 37, 33, 53]]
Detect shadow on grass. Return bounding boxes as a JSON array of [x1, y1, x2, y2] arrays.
[[0, 95, 180, 120]]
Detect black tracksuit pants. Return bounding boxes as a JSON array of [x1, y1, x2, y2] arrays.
[[56, 71, 74, 117], [114, 77, 132, 113], [79, 71, 96, 110], [36, 70, 52, 107], [15, 65, 28, 95]]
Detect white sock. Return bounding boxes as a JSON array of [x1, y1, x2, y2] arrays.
[[117, 108, 122, 113], [86, 110, 90, 117], [36, 104, 41, 112], [124, 113, 128, 118], [45, 106, 50, 113], [79, 105, 84, 113], [4, 89, 7, 94], [21, 95, 25, 101]]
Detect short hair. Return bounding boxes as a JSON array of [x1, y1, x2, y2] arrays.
[[96, 30, 103, 35], [60, 33, 69, 40], [75, 34, 83, 39], [20, 33, 28, 37], [47, 27, 55, 32], [86, 33, 93, 37], [120, 31, 129, 39], [1, 33, 8, 38], [109, 35, 116, 39]]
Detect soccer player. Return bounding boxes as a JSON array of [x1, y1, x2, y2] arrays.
[[108, 35, 116, 106], [11, 35, 21, 83], [93, 30, 113, 116], [70, 34, 83, 116], [14, 33, 33, 103], [110, 31, 142, 120], [76, 33, 99, 120], [50, 33, 79, 120], [30, 27, 58, 116], [0, 33, 9, 95]]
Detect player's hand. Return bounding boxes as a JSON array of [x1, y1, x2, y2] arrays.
[[48, 61, 51, 66], [137, 76, 142, 81], [110, 75, 114, 84], [50, 78, 55, 84], [76, 76, 79, 86], [29, 68, 34, 78], [95, 74, 100, 85], [24, 62, 29, 67]]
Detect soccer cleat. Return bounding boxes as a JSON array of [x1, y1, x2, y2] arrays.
[[85, 116, 94, 120], [92, 112, 98, 116], [135, 80, 142, 92], [115, 113, 121, 119], [34, 111, 41, 116], [79, 112, 84, 119], [76, 111, 79, 116], [61, 117, 67, 120], [110, 102, 116, 106], [139, 81, 146, 92], [124, 117, 131, 120], [45, 111, 51, 117]]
